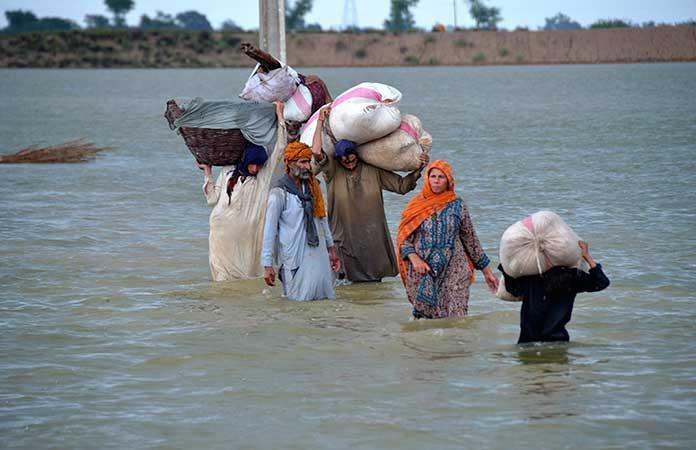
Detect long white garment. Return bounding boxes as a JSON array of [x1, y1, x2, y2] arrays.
[[202, 123, 286, 281], [261, 186, 335, 301]]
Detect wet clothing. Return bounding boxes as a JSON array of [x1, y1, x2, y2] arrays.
[[400, 198, 490, 318], [200, 114, 283, 282], [314, 155, 420, 282], [499, 264, 610, 344], [203, 129, 284, 282], [261, 184, 335, 301]]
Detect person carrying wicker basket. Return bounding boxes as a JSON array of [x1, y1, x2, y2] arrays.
[[198, 102, 287, 281]]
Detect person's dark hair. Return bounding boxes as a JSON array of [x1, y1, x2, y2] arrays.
[[541, 266, 577, 299]]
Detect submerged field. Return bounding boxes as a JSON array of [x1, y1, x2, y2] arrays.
[[1, 64, 695, 448]]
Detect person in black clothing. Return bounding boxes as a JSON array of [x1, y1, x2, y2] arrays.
[[499, 240, 610, 344]]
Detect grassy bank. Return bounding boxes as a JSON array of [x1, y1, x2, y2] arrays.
[[1, 26, 694, 68]]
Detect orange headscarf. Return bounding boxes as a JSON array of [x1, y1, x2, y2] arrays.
[[396, 160, 475, 285], [283, 142, 325, 218]]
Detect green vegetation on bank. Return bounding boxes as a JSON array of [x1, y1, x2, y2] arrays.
[[2, 25, 694, 69], [0, 28, 252, 68]]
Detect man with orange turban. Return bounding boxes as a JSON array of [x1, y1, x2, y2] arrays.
[[261, 142, 340, 301]]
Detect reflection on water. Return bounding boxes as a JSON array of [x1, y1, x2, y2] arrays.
[[516, 343, 571, 365], [514, 344, 577, 421], [1, 64, 696, 449]]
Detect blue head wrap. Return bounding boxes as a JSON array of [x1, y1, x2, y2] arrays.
[[238, 143, 268, 177], [334, 139, 358, 159]]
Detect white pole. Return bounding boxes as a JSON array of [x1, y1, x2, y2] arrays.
[[259, 0, 287, 64]]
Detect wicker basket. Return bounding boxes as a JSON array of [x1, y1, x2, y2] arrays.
[[165, 100, 248, 166]]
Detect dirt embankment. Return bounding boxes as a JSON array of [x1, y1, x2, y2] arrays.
[[1, 26, 694, 68]]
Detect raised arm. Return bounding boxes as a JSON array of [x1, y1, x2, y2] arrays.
[[576, 241, 610, 293], [377, 152, 429, 194], [310, 107, 337, 181], [198, 162, 222, 205]]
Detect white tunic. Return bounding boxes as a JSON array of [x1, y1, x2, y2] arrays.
[[261, 186, 335, 301], [202, 123, 286, 281]]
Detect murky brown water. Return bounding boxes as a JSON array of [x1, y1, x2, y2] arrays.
[[1, 64, 695, 448]]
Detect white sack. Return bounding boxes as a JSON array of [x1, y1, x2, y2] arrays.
[[357, 114, 432, 172], [499, 211, 586, 278], [299, 82, 402, 149], [239, 66, 300, 103], [283, 84, 313, 122], [495, 275, 521, 302]]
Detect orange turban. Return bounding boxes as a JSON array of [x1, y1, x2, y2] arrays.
[[284, 141, 313, 167], [283, 142, 325, 218], [396, 160, 474, 285]]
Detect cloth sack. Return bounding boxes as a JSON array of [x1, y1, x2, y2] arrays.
[[239, 65, 300, 103], [299, 82, 402, 149], [495, 275, 521, 302], [357, 114, 432, 172], [499, 211, 587, 279], [283, 84, 313, 122]]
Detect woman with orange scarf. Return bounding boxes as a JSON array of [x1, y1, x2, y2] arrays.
[[397, 160, 499, 318]]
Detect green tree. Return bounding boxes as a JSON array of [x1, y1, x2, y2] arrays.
[[304, 22, 323, 31], [85, 14, 111, 29], [221, 19, 244, 32], [139, 11, 177, 29], [384, 0, 419, 32], [5, 10, 38, 30], [4, 10, 78, 33], [37, 17, 79, 31], [105, 0, 135, 27], [468, 0, 501, 30], [590, 19, 631, 29], [176, 11, 212, 31], [285, 0, 313, 31], [544, 12, 582, 30]]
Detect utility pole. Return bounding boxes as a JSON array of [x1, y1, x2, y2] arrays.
[[343, 0, 358, 30], [259, 0, 286, 63], [453, 0, 458, 29]]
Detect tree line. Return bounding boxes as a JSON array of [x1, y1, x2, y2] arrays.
[[2, 0, 694, 35]]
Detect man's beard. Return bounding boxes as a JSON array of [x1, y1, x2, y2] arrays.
[[292, 167, 311, 179]]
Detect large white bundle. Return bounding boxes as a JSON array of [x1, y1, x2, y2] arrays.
[[299, 82, 402, 150], [239, 66, 300, 103], [499, 211, 586, 278], [283, 84, 313, 122], [357, 114, 432, 172]]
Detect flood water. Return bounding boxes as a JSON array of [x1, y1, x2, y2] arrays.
[[1, 64, 695, 449]]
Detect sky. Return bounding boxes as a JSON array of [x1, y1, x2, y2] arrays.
[[0, 0, 694, 30]]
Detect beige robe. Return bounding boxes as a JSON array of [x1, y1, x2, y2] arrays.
[[315, 155, 421, 282], [202, 123, 286, 281]]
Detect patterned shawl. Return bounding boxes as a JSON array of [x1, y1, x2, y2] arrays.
[[396, 160, 474, 286]]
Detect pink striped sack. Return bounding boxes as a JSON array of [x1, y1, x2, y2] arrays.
[[499, 211, 588, 279], [357, 114, 432, 172], [300, 82, 402, 149], [283, 84, 313, 122], [496, 211, 589, 301]]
